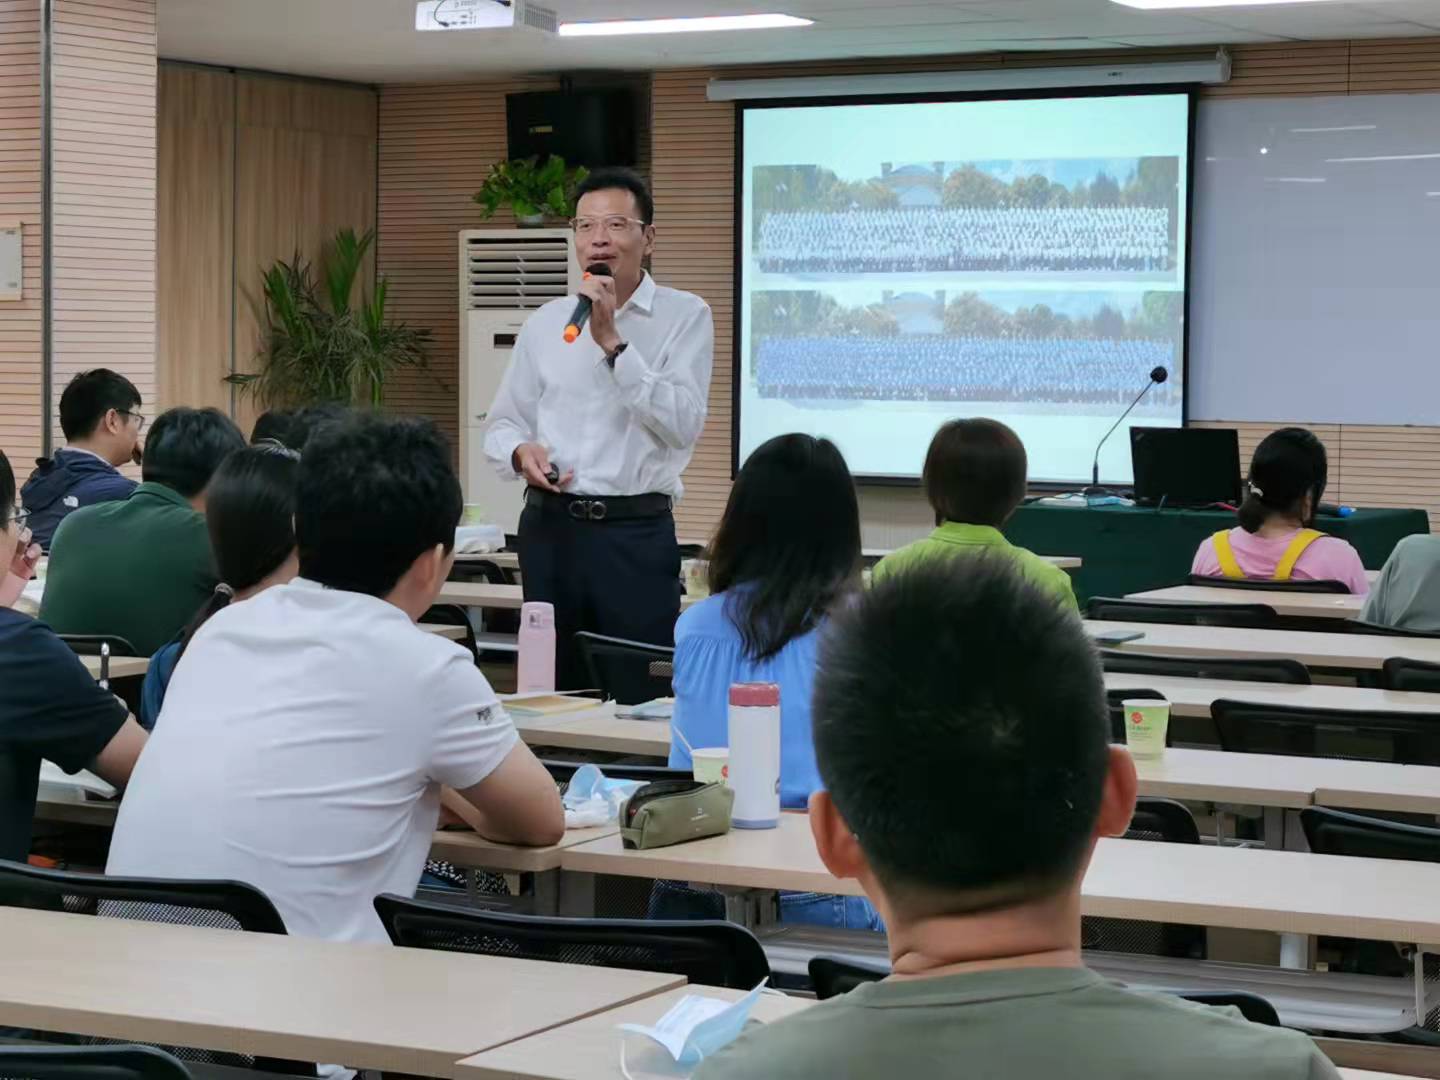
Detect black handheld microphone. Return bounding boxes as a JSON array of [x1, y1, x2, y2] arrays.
[[563, 263, 612, 344], [1089, 366, 1169, 490]]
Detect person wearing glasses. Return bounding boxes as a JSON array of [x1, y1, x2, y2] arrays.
[[0, 449, 147, 864], [21, 369, 145, 551], [484, 167, 715, 700], [42, 407, 246, 656]]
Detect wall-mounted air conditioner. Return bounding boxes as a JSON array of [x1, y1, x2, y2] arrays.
[[459, 228, 581, 533]]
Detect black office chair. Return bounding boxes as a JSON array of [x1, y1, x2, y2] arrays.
[[1082, 798, 1206, 961], [420, 603, 480, 664], [809, 958, 1278, 1025], [575, 631, 675, 706], [0, 861, 310, 1075], [1347, 620, 1440, 640], [1212, 698, 1440, 766], [0, 1044, 194, 1079], [1383, 658, 1440, 692], [1087, 597, 1277, 629], [1100, 650, 1312, 686], [374, 893, 770, 989], [58, 634, 139, 657], [1187, 574, 1350, 595], [1106, 687, 1167, 744]]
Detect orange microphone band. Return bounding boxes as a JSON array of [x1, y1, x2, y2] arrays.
[[563, 325, 581, 343]]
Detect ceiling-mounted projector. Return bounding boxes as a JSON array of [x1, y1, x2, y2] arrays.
[[415, 0, 558, 34]]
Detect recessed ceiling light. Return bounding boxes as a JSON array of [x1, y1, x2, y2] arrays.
[[1111, 0, 1347, 8], [558, 13, 813, 36]]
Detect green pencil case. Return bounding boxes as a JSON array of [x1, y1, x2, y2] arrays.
[[620, 779, 733, 850]]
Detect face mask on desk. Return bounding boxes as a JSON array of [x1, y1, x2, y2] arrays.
[[617, 981, 768, 1075]]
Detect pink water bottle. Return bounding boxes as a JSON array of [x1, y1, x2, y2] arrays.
[[517, 602, 556, 694]]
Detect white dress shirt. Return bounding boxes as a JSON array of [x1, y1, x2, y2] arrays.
[[483, 272, 714, 498]]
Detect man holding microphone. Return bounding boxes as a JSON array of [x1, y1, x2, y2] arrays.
[[484, 168, 714, 698]]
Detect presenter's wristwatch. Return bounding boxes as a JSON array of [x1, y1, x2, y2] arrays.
[[603, 341, 629, 369]]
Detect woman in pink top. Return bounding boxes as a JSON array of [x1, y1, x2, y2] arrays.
[[1192, 427, 1369, 595]]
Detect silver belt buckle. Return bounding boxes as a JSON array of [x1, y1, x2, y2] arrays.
[[568, 499, 608, 521]]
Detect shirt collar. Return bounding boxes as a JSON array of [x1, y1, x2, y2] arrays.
[[60, 446, 111, 465], [132, 482, 192, 510], [929, 521, 1012, 549], [620, 271, 656, 316]]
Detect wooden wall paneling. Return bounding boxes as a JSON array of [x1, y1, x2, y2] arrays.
[[377, 78, 556, 455], [1338, 426, 1440, 526], [231, 73, 376, 434], [49, 0, 157, 445], [0, 0, 43, 466], [157, 63, 233, 412]]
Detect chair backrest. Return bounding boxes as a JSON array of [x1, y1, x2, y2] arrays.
[[540, 760, 690, 787], [1301, 806, 1440, 863], [374, 893, 770, 989], [810, 957, 1277, 1025], [1213, 699, 1440, 765], [1087, 597, 1277, 629], [1106, 688, 1166, 744], [1382, 657, 1440, 692], [420, 604, 479, 663], [0, 1045, 194, 1079], [1187, 574, 1349, 595], [1101, 650, 1312, 685], [1352, 619, 1440, 640], [1083, 798, 1205, 961], [574, 631, 675, 706], [59, 634, 139, 657], [0, 859, 288, 934]]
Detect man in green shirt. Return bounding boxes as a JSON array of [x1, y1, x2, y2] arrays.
[[696, 559, 1338, 1080], [42, 407, 245, 656], [873, 417, 1077, 610]]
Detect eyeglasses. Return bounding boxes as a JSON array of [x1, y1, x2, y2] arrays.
[[5, 506, 30, 532], [119, 410, 146, 432], [570, 215, 647, 237]]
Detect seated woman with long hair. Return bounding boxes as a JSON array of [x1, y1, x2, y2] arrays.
[[664, 433, 879, 929], [139, 443, 301, 728], [1191, 427, 1367, 594]]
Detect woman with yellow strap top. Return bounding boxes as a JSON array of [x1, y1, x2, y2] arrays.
[[1191, 427, 1368, 594]]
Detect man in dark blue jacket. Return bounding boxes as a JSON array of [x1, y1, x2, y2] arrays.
[[22, 369, 144, 550]]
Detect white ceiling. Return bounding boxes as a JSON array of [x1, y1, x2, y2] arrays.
[[158, 0, 1440, 83]]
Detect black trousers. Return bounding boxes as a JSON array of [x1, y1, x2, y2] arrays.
[[517, 497, 681, 703]]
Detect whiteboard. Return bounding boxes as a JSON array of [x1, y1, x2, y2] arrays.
[[1190, 93, 1440, 425]]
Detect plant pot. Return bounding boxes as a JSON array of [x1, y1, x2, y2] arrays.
[[516, 214, 546, 228]]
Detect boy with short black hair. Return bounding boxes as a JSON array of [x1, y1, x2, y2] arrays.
[[697, 557, 1339, 1080]]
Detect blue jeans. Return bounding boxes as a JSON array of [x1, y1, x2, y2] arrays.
[[649, 880, 884, 931]]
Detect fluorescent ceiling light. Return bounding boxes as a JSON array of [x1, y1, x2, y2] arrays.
[[1327, 152, 1440, 163], [559, 13, 812, 36], [1111, 0, 1346, 8]]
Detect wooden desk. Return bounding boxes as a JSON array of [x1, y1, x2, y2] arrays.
[[0, 906, 684, 1078], [455, 986, 812, 1080], [1127, 586, 1365, 621], [562, 815, 1440, 944], [430, 825, 619, 874], [1104, 673, 1440, 718], [439, 582, 698, 613], [514, 705, 670, 758], [1088, 620, 1440, 672], [80, 654, 149, 680]]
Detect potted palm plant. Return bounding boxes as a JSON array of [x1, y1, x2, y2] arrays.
[[228, 228, 429, 409], [474, 155, 588, 225]]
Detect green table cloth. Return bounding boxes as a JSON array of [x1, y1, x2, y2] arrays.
[[1003, 503, 1430, 604]]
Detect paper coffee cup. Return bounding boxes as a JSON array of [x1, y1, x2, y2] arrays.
[[691, 747, 729, 784], [1122, 699, 1170, 759]]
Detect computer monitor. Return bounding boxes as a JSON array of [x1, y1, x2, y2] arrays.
[[1130, 427, 1242, 508]]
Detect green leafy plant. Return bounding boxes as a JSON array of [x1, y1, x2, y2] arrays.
[[228, 228, 429, 409], [474, 155, 588, 222]]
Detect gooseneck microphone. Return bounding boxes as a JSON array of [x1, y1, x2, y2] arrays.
[[563, 264, 613, 344], [1089, 366, 1169, 490]]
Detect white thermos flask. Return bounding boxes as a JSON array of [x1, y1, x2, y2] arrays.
[[727, 682, 781, 829], [516, 602, 556, 694]]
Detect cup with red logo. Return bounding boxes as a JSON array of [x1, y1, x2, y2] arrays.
[[691, 747, 729, 785], [1121, 699, 1170, 759]]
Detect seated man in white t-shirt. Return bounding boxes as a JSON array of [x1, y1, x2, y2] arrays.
[[106, 413, 564, 943]]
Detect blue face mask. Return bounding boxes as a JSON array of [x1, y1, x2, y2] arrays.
[[618, 981, 768, 1071]]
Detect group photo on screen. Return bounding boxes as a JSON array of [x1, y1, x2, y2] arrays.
[[752, 157, 1182, 281], [749, 288, 1183, 412]]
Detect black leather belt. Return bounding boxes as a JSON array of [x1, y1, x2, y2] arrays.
[[525, 487, 673, 522]]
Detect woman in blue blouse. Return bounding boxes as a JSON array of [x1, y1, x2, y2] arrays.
[[665, 433, 879, 929]]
